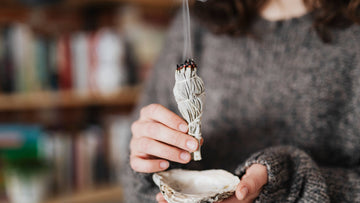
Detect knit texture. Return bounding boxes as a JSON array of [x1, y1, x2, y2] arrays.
[[122, 12, 360, 203]]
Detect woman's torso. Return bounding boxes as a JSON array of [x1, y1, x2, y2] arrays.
[[185, 15, 360, 171]]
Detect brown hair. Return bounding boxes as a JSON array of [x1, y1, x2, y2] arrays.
[[194, 0, 360, 42]]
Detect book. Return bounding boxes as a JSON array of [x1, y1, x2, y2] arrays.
[[0, 27, 3, 93], [10, 24, 29, 93], [88, 32, 99, 94], [48, 133, 73, 193], [74, 129, 98, 191], [0, 125, 43, 161], [35, 37, 51, 91], [71, 32, 90, 95], [48, 40, 59, 90], [93, 28, 127, 95], [0, 124, 118, 196], [0, 163, 4, 200], [26, 28, 40, 92], [0, 21, 142, 96], [0, 26, 15, 93], [57, 36, 73, 90], [107, 116, 131, 183]]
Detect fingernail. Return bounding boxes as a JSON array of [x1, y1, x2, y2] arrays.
[[160, 161, 169, 169], [179, 124, 188, 132], [186, 140, 197, 151], [238, 187, 248, 200], [180, 152, 190, 161]]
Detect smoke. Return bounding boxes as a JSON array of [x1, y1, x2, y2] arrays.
[[182, 0, 192, 60], [182, 0, 207, 60]]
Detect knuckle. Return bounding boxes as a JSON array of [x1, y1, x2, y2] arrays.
[[171, 150, 182, 161], [140, 106, 146, 117], [130, 138, 135, 151], [138, 137, 151, 152], [131, 121, 139, 134], [146, 104, 160, 116], [173, 133, 184, 148], [241, 173, 249, 180], [144, 122, 158, 136], [168, 115, 180, 126], [158, 147, 180, 162], [140, 106, 147, 118], [130, 138, 139, 153]]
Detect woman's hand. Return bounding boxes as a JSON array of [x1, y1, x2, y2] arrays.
[[222, 164, 268, 203], [155, 164, 267, 203], [130, 104, 200, 173]]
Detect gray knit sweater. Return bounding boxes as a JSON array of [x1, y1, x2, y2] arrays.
[[122, 12, 360, 203]]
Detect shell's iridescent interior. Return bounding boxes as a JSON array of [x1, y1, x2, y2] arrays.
[[163, 170, 238, 195]]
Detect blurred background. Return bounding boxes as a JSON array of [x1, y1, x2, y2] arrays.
[[0, 0, 180, 202]]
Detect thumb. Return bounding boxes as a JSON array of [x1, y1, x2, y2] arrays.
[[235, 164, 268, 201]]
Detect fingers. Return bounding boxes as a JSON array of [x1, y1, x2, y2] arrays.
[[236, 164, 268, 201], [132, 121, 199, 152], [130, 156, 169, 173], [130, 104, 203, 174], [156, 193, 167, 203], [140, 104, 188, 133], [131, 137, 192, 164]]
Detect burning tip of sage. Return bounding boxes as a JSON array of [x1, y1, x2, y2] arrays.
[[176, 59, 197, 70]]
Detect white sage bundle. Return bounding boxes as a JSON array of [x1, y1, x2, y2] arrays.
[[173, 59, 205, 161]]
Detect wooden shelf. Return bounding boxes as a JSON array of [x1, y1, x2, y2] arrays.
[[63, 0, 181, 8], [0, 0, 181, 9], [0, 86, 141, 112], [0, 186, 123, 203], [45, 186, 123, 203]]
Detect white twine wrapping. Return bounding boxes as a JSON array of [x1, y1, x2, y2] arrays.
[[173, 62, 205, 161]]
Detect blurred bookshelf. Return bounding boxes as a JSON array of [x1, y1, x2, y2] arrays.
[[2, 0, 180, 8], [0, 0, 180, 24], [0, 86, 141, 111], [0, 0, 178, 202], [0, 186, 123, 203], [45, 186, 123, 203], [64, 0, 180, 8]]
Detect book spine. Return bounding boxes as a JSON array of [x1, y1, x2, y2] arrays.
[[49, 40, 59, 90], [58, 36, 73, 90], [1, 26, 15, 93], [71, 33, 89, 95], [35, 37, 50, 91]]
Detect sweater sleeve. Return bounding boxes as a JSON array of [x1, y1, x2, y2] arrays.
[[121, 13, 185, 203], [235, 145, 360, 202]]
